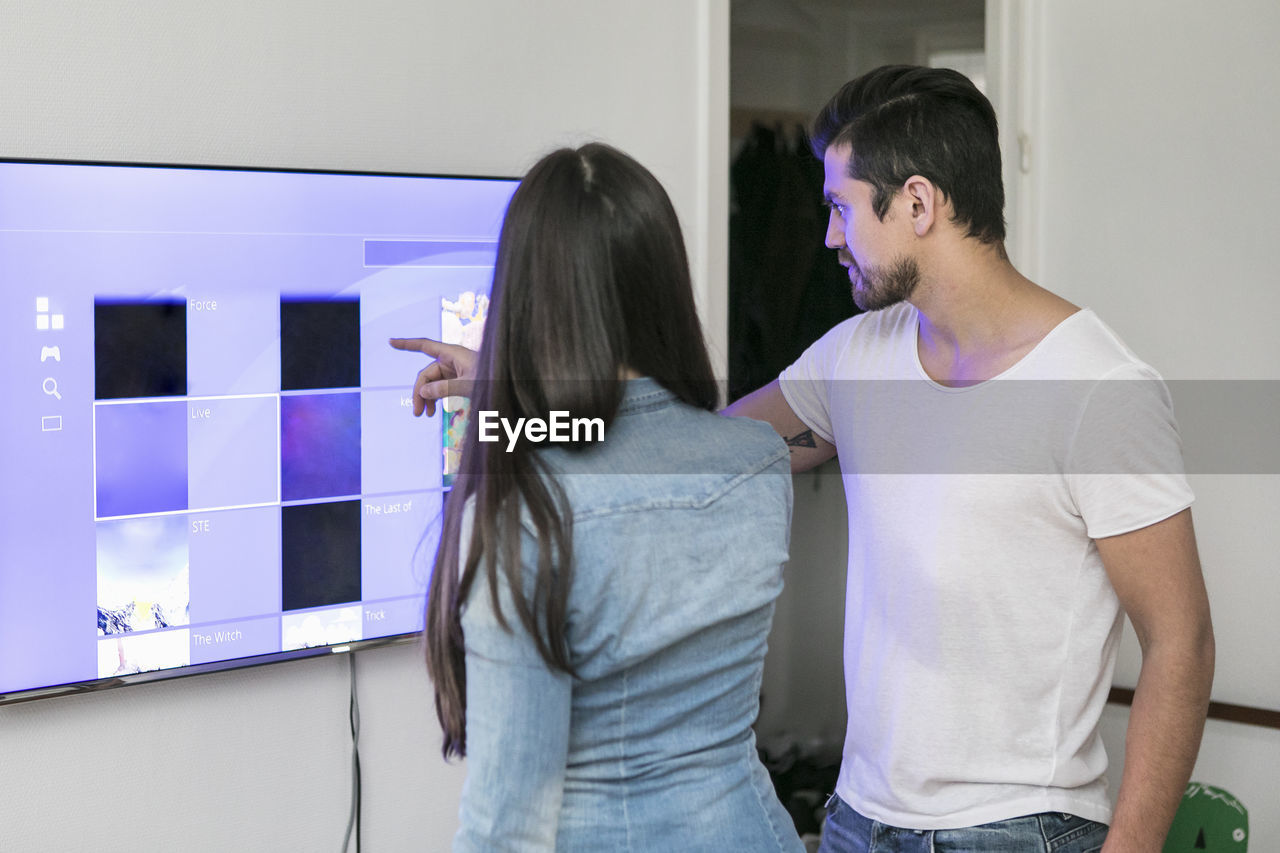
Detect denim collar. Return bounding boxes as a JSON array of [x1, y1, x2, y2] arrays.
[[617, 377, 678, 415]]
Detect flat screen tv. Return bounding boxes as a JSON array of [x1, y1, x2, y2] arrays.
[[0, 158, 518, 703]]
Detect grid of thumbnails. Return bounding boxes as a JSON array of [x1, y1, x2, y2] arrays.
[[91, 289, 489, 680]]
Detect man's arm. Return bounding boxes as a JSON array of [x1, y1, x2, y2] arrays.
[[1095, 508, 1214, 852], [389, 336, 836, 471], [722, 380, 837, 473]]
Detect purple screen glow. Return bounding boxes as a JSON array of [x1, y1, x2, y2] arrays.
[[0, 160, 517, 701]]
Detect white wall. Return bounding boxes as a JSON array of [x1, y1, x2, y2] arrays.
[[1033, 0, 1280, 840], [0, 2, 728, 850]]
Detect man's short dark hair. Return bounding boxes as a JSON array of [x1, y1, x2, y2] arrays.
[[811, 65, 1006, 245]]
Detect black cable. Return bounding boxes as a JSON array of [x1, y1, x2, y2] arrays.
[[342, 651, 362, 852]]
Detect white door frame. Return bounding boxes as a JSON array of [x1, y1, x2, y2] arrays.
[[985, 0, 1044, 279]]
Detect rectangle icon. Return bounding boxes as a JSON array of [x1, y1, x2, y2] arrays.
[[41, 415, 62, 432]]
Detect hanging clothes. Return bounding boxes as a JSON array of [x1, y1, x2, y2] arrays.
[[729, 121, 859, 403]]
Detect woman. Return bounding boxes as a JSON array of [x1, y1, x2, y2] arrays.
[[398, 143, 802, 852]]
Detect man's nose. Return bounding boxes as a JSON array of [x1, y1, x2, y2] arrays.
[[825, 210, 845, 250]]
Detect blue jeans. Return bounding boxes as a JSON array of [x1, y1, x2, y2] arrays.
[[818, 795, 1108, 852]]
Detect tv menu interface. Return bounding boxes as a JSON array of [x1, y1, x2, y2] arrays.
[[0, 160, 516, 698]]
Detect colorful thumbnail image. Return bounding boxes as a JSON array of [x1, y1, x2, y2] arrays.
[[98, 630, 191, 678], [97, 515, 190, 635], [441, 290, 489, 487], [280, 391, 361, 501], [282, 605, 363, 652]]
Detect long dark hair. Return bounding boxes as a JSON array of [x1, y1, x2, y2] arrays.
[[426, 143, 719, 758]]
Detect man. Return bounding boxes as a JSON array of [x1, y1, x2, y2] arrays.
[[723, 65, 1214, 852], [392, 65, 1214, 852]]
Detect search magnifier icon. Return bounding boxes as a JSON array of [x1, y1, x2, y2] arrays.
[[42, 377, 62, 400]]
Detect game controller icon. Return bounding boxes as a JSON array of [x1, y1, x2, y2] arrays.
[[40, 345, 61, 363]]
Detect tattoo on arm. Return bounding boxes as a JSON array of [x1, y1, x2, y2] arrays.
[[785, 430, 817, 449]]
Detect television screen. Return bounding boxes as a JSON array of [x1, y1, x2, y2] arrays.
[[0, 159, 517, 703]]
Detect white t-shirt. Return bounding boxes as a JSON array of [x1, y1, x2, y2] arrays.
[[779, 303, 1193, 829]]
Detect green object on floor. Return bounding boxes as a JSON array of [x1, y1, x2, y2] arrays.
[[1164, 782, 1247, 851]]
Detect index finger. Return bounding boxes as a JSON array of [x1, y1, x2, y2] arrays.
[[389, 337, 448, 357]]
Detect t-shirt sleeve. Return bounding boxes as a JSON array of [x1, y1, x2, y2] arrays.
[[1066, 362, 1195, 539], [777, 325, 846, 446]]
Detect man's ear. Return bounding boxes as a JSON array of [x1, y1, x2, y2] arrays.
[[902, 175, 938, 237]]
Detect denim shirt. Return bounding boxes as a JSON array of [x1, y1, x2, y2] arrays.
[[455, 378, 801, 852]]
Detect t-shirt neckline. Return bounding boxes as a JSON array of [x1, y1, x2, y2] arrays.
[[909, 306, 1092, 392]]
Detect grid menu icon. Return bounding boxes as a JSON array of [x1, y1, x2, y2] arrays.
[[36, 297, 64, 330]]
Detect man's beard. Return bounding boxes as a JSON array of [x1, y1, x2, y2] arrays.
[[850, 255, 921, 312]]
